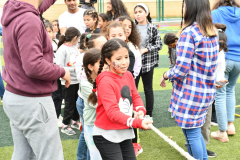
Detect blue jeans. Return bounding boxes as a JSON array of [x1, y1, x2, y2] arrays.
[[215, 59, 240, 131], [0, 72, 5, 100], [182, 128, 208, 160], [76, 97, 90, 160]]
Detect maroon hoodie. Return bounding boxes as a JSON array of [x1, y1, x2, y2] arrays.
[[1, 0, 65, 97]]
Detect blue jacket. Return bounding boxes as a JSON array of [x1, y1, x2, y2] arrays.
[[212, 6, 240, 62]]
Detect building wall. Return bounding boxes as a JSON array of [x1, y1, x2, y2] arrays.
[[1, 0, 240, 22]]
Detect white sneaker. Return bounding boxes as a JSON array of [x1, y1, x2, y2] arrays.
[[211, 122, 218, 126], [227, 123, 236, 135], [58, 119, 63, 128], [211, 130, 229, 142], [59, 115, 63, 121]]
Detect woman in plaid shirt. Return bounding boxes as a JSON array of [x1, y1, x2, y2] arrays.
[[160, 0, 219, 159], [134, 3, 162, 117]]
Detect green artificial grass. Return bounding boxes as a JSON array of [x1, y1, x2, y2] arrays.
[[1, 24, 240, 160], [1, 120, 240, 160]]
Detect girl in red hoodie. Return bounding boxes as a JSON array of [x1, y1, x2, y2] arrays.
[[89, 38, 152, 160]]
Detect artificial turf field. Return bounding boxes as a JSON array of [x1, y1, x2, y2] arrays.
[[0, 25, 240, 160]]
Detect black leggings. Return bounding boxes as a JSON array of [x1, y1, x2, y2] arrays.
[[52, 79, 62, 118], [93, 136, 136, 160], [135, 68, 154, 117]]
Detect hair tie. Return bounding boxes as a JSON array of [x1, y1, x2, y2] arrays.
[[134, 3, 149, 14], [217, 29, 223, 32], [87, 34, 92, 39], [92, 89, 96, 92]]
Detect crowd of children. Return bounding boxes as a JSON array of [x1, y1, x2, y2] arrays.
[[3, 0, 240, 159]]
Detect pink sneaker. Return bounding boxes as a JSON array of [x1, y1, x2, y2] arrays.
[[211, 130, 229, 142], [227, 123, 236, 135]]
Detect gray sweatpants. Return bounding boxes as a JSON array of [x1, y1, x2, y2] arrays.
[[3, 91, 64, 160], [201, 106, 212, 145]]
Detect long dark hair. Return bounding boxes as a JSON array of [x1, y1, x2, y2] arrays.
[[214, 23, 228, 52], [134, 5, 152, 24], [89, 39, 129, 105], [44, 22, 53, 31], [106, 0, 129, 21], [58, 27, 81, 48], [164, 33, 178, 65], [179, 0, 217, 37], [118, 16, 140, 49], [83, 48, 101, 105], [99, 13, 109, 22], [79, 33, 102, 51], [212, 0, 240, 10], [84, 9, 99, 29]]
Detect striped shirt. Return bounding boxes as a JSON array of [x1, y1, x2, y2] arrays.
[[166, 22, 219, 128]]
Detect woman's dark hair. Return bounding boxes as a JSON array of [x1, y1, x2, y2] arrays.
[[105, 21, 126, 38], [79, 33, 103, 50], [179, 0, 217, 37], [44, 22, 53, 31], [215, 23, 228, 52], [118, 16, 140, 49], [134, 5, 152, 24], [83, 48, 101, 105], [106, 0, 130, 21], [90, 39, 129, 104], [84, 9, 99, 29], [99, 13, 109, 22], [58, 27, 81, 48], [164, 33, 178, 65], [212, 0, 240, 10]]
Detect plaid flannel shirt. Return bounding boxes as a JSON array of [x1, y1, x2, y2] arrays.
[[141, 23, 162, 73], [166, 23, 219, 128]]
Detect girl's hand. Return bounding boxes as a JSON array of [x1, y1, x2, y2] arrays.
[[133, 111, 139, 119], [160, 76, 166, 87], [138, 111, 145, 118], [140, 48, 148, 55], [215, 79, 228, 89], [141, 119, 153, 130]]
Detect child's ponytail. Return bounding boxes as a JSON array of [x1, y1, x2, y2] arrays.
[[57, 27, 81, 48], [58, 35, 66, 48], [214, 23, 228, 52], [83, 48, 101, 106], [80, 33, 103, 51]]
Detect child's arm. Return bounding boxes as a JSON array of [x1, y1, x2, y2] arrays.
[[146, 26, 162, 53], [129, 73, 146, 115], [216, 50, 225, 82], [98, 80, 144, 129], [133, 56, 142, 79]]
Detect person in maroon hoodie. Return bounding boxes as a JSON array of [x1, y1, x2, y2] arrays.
[[1, 0, 71, 160]]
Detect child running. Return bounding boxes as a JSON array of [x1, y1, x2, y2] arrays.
[[81, 48, 106, 160], [56, 27, 81, 135], [84, 9, 101, 33], [92, 39, 152, 160], [75, 33, 107, 160]]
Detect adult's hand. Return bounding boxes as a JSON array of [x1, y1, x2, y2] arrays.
[[62, 69, 71, 88]]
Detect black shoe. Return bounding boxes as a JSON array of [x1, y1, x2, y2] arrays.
[[207, 150, 217, 158]]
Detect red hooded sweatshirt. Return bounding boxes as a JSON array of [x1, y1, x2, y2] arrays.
[[94, 71, 146, 130], [1, 0, 65, 97]]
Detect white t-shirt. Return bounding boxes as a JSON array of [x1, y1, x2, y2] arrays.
[[58, 8, 87, 34]]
